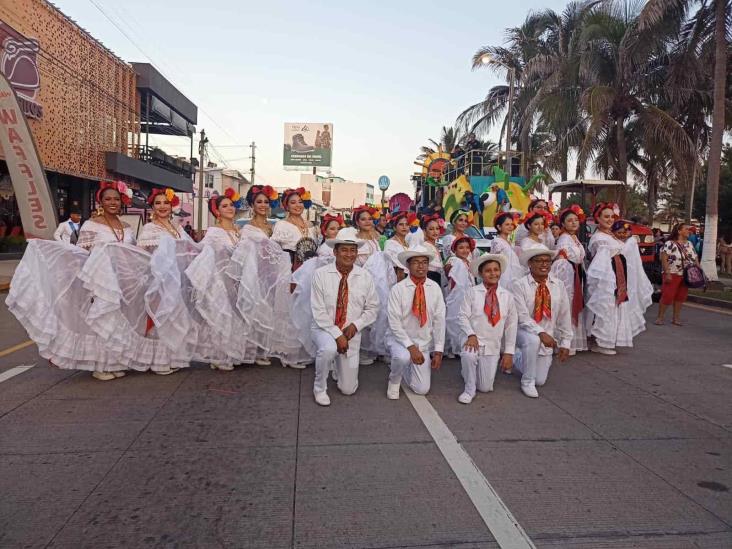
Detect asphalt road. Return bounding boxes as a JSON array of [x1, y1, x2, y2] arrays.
[[1, 299, 731, 549]]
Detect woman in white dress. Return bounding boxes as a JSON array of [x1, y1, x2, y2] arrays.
[[420, 213, 445, 286], [515, 198, 555, 248], [586, 203, 653, 355], [384, 211, 414, 281], [490, 212, 523, 289], [445, 236, 476, 357], [137, 188, 191, 251], [317, 214, 345, 257], [442, 209, 474, 260], [8, 182, 137, 381], [518, 211, 553, 253], [242, 184, 279, 239], [350, 205, 382, 266], [551, 205, 588, 354], [271, 187, 318, 270]]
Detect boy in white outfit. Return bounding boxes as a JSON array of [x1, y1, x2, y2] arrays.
[[386, 245, 446, 399], [457, 254, 518, 404]]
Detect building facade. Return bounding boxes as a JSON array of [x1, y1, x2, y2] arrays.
[[299, 174, 376, 211]]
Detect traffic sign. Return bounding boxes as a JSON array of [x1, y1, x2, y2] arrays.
[[378, 175, 390, 191]]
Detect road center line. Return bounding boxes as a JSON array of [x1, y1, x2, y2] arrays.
[[0, 339, 35, 358], [404, 389, 536, 549], [0, 363, 35, 384]]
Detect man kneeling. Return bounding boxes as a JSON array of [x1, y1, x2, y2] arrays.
[[457, 254, 517, 404], [386, 245, 446, 399], [513, 246, 572, 398], [311, 237, 379, 406]]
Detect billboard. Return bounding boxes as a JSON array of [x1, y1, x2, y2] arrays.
[[283, 122, 332, 168]]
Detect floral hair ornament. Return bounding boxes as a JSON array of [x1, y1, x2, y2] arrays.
[[407, 212, 420, 233], [246, 185, 280, 208], [281, 187, 312, 210], [450, 208, 474, 226], [97, 180, 133, 206], [319, 213, 345, 236], [451, 235, 476, 253], [521, 210, 553, 229], [611, 219, 632, 232], [222, 187, 243, 209], [558, 204, 586, 225], [593, 202, 620, 222], [493, 211, 521, 230], [147, 187, 180, 208], [351, 205, 379, 227], [419, 213, 445, 234]]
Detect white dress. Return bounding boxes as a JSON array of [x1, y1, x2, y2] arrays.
[[445, 258, 474, 356], [442, 232, 481, 261], [586, 231, 653, 349], [355, 236, 380, 267], [518, 236, 545, 253], [490, 236, 525, 289], [271, 219, 318, 251], [551, 233, 588, 352], [515, 225, 555, 249], [384, 238, 409, 277], [317, 242, 333, 257], [137, 221, 191, 252]]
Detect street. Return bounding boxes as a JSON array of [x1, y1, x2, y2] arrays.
[[1, 300, 731, 549]]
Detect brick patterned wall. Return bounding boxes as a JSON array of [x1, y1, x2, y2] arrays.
[[0, 0, 138, 181]]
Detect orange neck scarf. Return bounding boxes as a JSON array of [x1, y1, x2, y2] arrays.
[[334, 268, 350, 329], [533, 278, 552, 322], [483, 284, 501, 326], [410, 276, 428, 327]]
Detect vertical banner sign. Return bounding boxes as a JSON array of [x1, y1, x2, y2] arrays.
[[0, 72, 56, 239]]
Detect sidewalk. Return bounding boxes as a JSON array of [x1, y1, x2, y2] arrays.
[[0, 260, 19, 292]]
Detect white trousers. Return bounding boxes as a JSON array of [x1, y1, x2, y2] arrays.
[[388, 342, 431, 395], [311, 328, 360, 395], [459, 351, 499, 396], [515, 329, 553, 387]]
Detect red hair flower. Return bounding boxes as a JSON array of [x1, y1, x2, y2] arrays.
[[319, 213, 345, 236], [97, 180, 132, 206], [592, 202, 620, 222], [147, 187, 180, 208]]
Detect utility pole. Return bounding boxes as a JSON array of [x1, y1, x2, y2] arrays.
[[197, 129, 208, 233], [249, 141, 256, 187], [505, 67, 515, 178]]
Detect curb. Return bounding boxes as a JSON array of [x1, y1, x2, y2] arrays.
[[687, 294, 732, 310]]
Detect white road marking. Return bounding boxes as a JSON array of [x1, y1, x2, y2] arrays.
[[722, 364, 732, 370], [0, 363, 36, 384], [405, 389, 536, 549]]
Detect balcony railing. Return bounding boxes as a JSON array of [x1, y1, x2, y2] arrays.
[[135, 145, 193, 178]]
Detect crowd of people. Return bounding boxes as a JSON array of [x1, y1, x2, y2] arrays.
[[10, 183, 661, 406]]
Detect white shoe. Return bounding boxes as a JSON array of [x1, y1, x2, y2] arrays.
[[521, 383, 539, 398], [359, 357, 375, 366], [569, 349, 577, 356], [283, 361, 307, 369], [591, 344, 617, 356], [112, 371, 126, 378], [210, 363, 234, 371], [154, 368, 177, 376], [458, 392, 473, 404], [314, 391, 331, 406], [92, 371, 116, 381], [254, 357, 271, 366], [446, 353, 456, 359], [330, 369, 339, 381], [502, 368, 513, 375], [386, 382, 400, 400]]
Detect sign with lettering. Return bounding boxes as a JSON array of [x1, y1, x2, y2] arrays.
[[0, 72, 56, 239], [0, 21, 43, 119]]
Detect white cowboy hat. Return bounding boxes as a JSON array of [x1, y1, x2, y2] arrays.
[[326, 236, 366, 248], [470, 253, 508, 277], [519, 245, 557, 266], [397, 244, 435, 266]]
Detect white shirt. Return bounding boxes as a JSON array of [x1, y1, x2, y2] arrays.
[[511, 273, 572, 355], [311, 263, 380, 342], [458, 284, 517, 355], [387, 277, 446, 353], [54, 219, 80, 244]]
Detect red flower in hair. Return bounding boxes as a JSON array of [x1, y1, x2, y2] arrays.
[[320, 213, 345, 236], [97, 181, 132, 206], [451, 236, 476, 253], [593, 202, 620, 222], [147, 188, 180, 208]]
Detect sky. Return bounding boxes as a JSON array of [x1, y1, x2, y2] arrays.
[[54, 0, 571, 196]]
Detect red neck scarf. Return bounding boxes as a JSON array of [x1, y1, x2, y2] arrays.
[[334, 267, 351, 329], [483, 284, 501, 326], [410, 276, 428, 327], [533, 278, 552, 322]]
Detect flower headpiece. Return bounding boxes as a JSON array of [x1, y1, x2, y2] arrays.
[[97, 180, 132, 206], [351, 205, 379, 227], [208, 187, 243, 218], [493, 211, 521, 230], [521, 210, 553, 229], [147, 187, 180, 208], [419, 213, 445, 234], [390, 211, 419, 233], [451, 235, 476, 253], [450, 209, 474, 226], [557, 204, 586, 225], [246, 185, 280, 208], [320, 213, 345, 236], [593, 202, 620, 222], [282, 187, 312, 210]]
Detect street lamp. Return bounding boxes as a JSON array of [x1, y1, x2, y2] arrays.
[[480, 54, 515, 177]]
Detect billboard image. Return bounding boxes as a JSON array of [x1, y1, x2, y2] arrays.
[[283, 122, 333, 168]]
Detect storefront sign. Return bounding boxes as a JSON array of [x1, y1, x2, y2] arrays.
[[0, 72, 56, 239], [0, 21, 43, 119]]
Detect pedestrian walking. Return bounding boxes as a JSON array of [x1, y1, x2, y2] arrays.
[[656, 222, 701, 326], [53, 208, 81, 244]]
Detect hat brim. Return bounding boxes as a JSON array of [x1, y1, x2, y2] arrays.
[[326, 238, 366, 249], [519, 247, 558, 266], [470, 253, 508, 277], [397, 249, 435, 266]]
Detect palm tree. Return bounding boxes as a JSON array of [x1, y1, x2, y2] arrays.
[[640, 0, 728, 282], [418, 126, 462, 160]]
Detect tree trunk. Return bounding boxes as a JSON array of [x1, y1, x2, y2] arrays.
[[520, 124, 531, 179], [700, 0, 727, 283], [647, 173, 657, 221], [616, 116, 628, 210], [560, 142, 568, 207]]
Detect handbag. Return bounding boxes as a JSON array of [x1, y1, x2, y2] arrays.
[[675, 242, 706, 289]]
